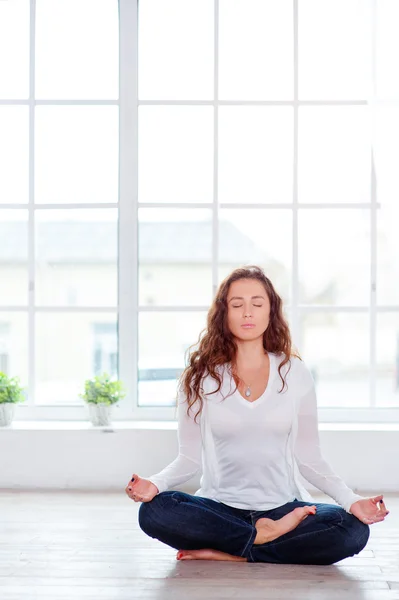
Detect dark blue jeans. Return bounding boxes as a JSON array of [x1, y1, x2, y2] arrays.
[[138, 491, 370, 564]]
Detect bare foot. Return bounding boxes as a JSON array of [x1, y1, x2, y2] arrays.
[[175, 506, 317, 561], [254, 505, 316, 545], [177, 549, 246, 562]]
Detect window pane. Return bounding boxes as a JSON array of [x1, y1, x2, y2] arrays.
[[299, 0, 371, 100], [300, 312, 369, 407], [375, 107, 399, 305], [219, 210, 292, 304], [139, 0, 213, 100], [376, 0, 399, 99], [378, 203, 399, 306], [375, 106, 399, 209], [35, 106, 119, 204], [218, 107, 293, 204], [219, 0, 293, 100], [376, 313, 399, 407], [0, 313, 28, 388], [299, 210, 370, 306], [35, 0, 118, 100], [139, 106, 213, 203], [35, 209, 117, 307], [299, 106, 370, 204], [36, 312, 118, 405], [139, 209, 212, 307], [0, 211, 28, 306], [375, 107, 399, 209], [0, 0, 29, 99], [138, 311, 207, 407], [0, 107, 29, 204]]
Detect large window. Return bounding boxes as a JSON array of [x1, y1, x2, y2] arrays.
[[0, 0, 119, 419], [1, 0, 398, 422]]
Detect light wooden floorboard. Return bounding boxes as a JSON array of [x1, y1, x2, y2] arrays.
[[0, 491, 397, 600]]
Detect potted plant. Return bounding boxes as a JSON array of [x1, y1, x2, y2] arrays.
[[0, 372, 25, 427], [79, 373, 125, 426]]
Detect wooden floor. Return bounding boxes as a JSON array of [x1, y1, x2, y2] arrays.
[[0, 491, 398, 600]]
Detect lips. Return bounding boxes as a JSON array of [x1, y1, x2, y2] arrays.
[[241, 324, 255, 328]]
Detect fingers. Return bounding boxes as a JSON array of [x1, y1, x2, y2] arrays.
[[125, 473, 139, 500], [126, 474, 139, 493], [125, 486, 144, 502], [125, 474, 150, 502], [378, 499, 389, 512], [376, 498, 389, 517], [371, 494, 384, 504], [363, 515, 386, 525], [378, 507, 390, 517], [128, 473, 139, 489], [359, 510, 389, 524], [131, 494, 144, 503]]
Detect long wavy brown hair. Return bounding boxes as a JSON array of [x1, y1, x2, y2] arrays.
[[178, 265, 301, 422]]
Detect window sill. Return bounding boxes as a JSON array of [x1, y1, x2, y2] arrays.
[[2, 420, 177, 431], [3, 420, 399, 431]]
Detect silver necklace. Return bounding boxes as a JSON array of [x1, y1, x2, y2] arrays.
[[233, 372, 254, 397], [242, 379, 252, 398], [235, 356, 268, 398]]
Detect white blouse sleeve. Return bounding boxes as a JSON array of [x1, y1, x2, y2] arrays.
[[146, 389, 202, 494], [294, 367, 364, 513]]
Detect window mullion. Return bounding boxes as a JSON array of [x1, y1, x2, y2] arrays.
[[118, 0, 139, 419], [212, 0, 219, 298], [370, 0, 378, 408], [291, 0, 300, 347], [28, 0, 36, 408]]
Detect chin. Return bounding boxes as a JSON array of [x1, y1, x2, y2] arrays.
[[234, 331, 259, 341]]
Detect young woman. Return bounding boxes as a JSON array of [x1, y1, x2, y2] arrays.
[[125, 266, 389, 564]]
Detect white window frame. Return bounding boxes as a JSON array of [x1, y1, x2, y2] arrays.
[[2, 0, 399, 422]]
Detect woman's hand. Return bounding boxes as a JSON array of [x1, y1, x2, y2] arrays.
[[350, 494, 390, 525], [125, 473, 159, 503]]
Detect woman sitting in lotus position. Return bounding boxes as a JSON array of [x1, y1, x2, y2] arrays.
[[125, 265, 389, 564]]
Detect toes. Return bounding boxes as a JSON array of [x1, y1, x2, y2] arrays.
[[292, 506, 316, 521], [177, 550, 195, 560], [301, 506, 316, 515], [293, 507, 307, 517]]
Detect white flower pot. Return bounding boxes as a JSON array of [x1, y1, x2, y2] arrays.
[[0, 403, 16, 427], [87, 403, 113, 426]]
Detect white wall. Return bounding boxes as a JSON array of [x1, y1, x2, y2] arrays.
[[1, 425, 398, 494]]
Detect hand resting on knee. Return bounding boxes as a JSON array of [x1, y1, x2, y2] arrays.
[[125, 473, 159, 503]]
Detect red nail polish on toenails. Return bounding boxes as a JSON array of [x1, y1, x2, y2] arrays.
[[177, 552, 182, 560]]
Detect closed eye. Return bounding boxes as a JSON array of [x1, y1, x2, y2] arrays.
[[232, 304, 263, 308]]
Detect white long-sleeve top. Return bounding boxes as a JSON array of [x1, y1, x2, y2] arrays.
[[147, 352, 364, 513]]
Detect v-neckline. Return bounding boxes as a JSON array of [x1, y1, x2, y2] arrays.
[[233, 352, 276, 409]]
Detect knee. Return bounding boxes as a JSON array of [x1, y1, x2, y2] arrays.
[[138, 493, 163, 536], [343, 514, 370, 556], [316, 508, 370, 564], [138, 491, 177, 537], [138, 500, 152, 535]]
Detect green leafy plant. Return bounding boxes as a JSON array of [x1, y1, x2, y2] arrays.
[[79, 373, 126, 406], [0, 372, 25, 404]]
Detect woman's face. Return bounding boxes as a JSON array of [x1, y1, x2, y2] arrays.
[[226, 278, 271, 342]]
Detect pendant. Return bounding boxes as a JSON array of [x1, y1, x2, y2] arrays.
[[245, 386, 251, 397]]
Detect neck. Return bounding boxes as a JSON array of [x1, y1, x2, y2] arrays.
[[233, 338, 267, 370]]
